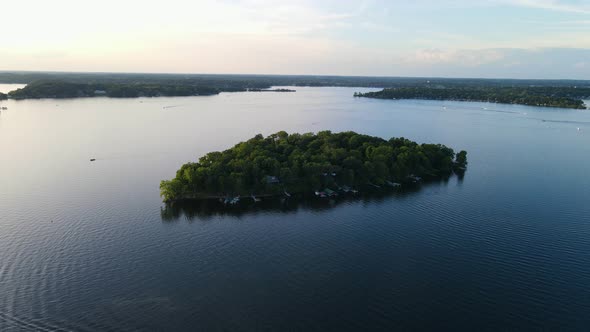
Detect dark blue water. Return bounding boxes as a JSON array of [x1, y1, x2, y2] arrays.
[[1, 87, 589, 331]]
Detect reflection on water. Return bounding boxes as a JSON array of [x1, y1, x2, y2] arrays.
[[160, 183, 435, 221]]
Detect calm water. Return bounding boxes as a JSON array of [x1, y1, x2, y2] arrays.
[[1, 87, 590, 331]]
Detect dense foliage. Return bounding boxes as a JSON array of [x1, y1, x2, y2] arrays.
[[0, 92, 6, 100], [7, 80, 220, 99], [355, 87, 589, 109], [160, 131, 467, 202]]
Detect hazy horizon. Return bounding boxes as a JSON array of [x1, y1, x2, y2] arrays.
[[3, 0, 590, 79], [2, 69, 590, 82]]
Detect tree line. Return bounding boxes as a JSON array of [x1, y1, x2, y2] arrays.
[[7, 80, 222, 99], [355, 87, 589, 109]]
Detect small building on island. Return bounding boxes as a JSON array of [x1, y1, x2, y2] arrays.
[[264, 175, 280, 184]]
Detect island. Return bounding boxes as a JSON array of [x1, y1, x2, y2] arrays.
[[355, 87, 590, 109], [160, 131, 467, 203]]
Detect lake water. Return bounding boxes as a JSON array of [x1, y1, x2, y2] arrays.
[[1, 87, 590, 331]]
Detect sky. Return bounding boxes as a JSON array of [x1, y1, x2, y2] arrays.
[[2, 0, 590, 79]]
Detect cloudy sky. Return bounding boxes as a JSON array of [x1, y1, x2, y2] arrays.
[[3, 0, 590, 78]]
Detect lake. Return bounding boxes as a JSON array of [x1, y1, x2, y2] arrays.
[[1, 86, 590, 331]]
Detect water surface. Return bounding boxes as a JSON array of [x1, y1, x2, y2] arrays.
[[1, 87, 590, 331]]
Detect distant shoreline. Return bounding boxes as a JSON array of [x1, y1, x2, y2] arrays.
[[4, 81, 299, 100], [3, 72, 589, 108], [355, 87, 589, 110]]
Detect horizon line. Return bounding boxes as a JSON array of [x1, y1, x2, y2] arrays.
[[0, 70, 589, 82]]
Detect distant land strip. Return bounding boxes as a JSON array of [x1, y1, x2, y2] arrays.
[[3, 81, 297, 99], [355, 87, 589, 109], [1, 72, 589, 107]]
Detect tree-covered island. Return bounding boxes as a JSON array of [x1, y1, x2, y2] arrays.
[[160, 131, 467, 202], [355, 87, 589, 109]]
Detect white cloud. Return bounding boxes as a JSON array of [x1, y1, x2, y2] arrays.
[[401, 49, 506, 66]]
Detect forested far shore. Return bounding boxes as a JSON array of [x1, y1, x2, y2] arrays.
[[7, 81, 222, 99], [5, 74, 589, 104], [4, 81, 298, 99], [160, 131, 467, 202], [355, 87, 590, 109], [1, 71, 590, 89]]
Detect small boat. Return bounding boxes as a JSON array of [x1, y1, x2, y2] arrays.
[[251, 194, 261, 202], [90, 158, 96, 162], [284, 190, 291, 198]]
